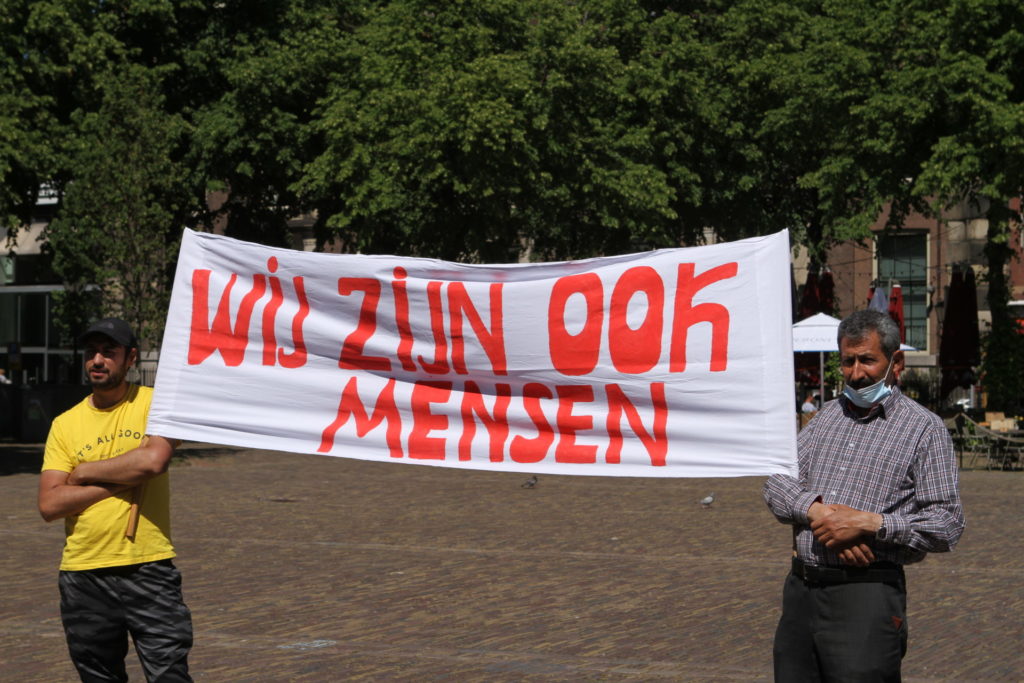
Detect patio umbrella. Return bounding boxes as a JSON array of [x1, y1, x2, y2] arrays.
[[818, 268, 835, 315], [798, 269, 820, 320], [940, 267, 980, 398], [790, 265, 799, 320], [793, 313, 841, 353], [888, 283, 905, 343], [963, 268, 980, 366], [793, 313, 841, 404]]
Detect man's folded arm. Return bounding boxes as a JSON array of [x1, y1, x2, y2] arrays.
[[66, 435, 177, 487], [38, 470, 131, 522]]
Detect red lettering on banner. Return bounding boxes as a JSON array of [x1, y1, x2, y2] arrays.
[[409, 381, 452, 459], [315, 379, 674, 467], [262, 257, 284, 365], [554, 384, 598, 464], [509, 383, 555, 463], [418, 281, 450, 374], [548, 273, 604, 376], [318, 377, 402, 457], [605, 383, 668, 466], [609, 266, 664, 373], [259, 257, 309, 368], [188, 269, 267, 366], [670, 262, 738, 372], [278, 275, 310, 368], [338, 278, 392, 371], [458, 381, 511, 461], [448, 283, 507, 375], [392, 267, 418, 371]]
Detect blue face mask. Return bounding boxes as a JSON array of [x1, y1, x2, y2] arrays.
[[843, 355, 896, 408]]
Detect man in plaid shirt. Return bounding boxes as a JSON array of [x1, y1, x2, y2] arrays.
[[764, 309, 964, 681]]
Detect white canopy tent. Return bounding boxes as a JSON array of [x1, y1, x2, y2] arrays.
[[793, 313, 842, 353], [792, 313, 841, 405]]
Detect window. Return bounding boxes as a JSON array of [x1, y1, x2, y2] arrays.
[[0, 255, 13, 284], [877, 232, 928, 350], [0, 287, 73, 383]]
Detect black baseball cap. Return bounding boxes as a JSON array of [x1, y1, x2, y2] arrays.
[[79, 318, 138, 350]]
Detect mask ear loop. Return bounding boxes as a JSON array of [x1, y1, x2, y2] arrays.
[[882, 352, 897, 386]]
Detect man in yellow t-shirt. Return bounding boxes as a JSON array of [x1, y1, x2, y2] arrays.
[[39, 318, 192, 682]]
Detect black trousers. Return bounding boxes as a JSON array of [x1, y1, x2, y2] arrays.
[[773, 571, 907, 682], [59, 560, 193, 683]]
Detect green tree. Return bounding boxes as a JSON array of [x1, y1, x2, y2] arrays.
[[3, 0, 1022, 400], [0, 0, 70, 234], [187, 0, 362, 246], [702, 0, 940, 258], [300, 0, 717, 261], [888, 0, 1024, 412], [46, 64, 188, 351], [4, 0, 208, 348]]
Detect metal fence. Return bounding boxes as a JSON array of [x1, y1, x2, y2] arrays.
[[133, 359, 159, 388]]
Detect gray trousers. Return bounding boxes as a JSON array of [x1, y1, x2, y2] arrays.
[[773, 571, 907, 682], [59, 559, 193, 682]]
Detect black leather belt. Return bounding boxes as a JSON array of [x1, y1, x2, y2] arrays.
[[792, 557, 904, 585]]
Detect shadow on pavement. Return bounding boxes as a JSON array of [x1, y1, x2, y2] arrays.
[[0, 443, 44, 476]]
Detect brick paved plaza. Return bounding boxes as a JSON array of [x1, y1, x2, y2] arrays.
[[1, 443, 1020, 681]]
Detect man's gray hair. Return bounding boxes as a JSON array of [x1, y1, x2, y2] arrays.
[[837, 309, 901, 358]]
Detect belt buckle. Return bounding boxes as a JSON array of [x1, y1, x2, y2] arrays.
[[793, 558, 815, 583]]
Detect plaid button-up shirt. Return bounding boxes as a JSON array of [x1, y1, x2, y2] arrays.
[[764, 387, 965, 567]]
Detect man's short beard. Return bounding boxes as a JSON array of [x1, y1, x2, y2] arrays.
[[90, 367, 128, 390]]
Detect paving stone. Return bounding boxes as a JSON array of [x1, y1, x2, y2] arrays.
[[1, 443, 1019, 681]]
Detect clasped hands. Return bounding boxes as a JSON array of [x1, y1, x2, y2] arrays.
[[808, 501, 884, 568]]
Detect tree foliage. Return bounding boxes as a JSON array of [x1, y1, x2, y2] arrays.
[[186, 0, 359, 245], [300, 1, 721, 260], [1, 0, 1022, 400], [46, 63, 187, 350], [8, 0, 1021, 258]]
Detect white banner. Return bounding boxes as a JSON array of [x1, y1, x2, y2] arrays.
[[148, 229, 797, 477]]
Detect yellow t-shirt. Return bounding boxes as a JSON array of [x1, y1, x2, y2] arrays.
[[42, 385, 176, 571]]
